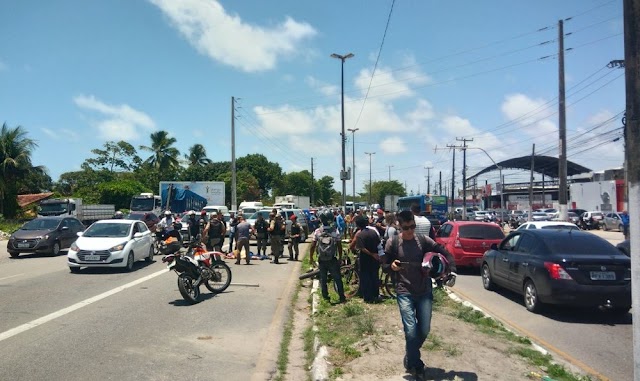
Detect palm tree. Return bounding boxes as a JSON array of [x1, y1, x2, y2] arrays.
[[185, 144, 212, 167], [0, 123, 44, 217], [139, 131, 180, 172]]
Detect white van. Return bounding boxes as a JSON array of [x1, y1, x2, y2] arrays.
[[239, 201, 264, 211], [202, 205, 229, 215]]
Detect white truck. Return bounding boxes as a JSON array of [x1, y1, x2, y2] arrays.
[[129, 193, 162, 215], [384, 195, 400, 212], [274, 195, 310, 209], [38, 198, 116, 225]]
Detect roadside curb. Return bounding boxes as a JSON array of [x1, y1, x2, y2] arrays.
[[309, 279, 329, 381]]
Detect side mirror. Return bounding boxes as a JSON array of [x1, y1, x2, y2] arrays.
[[61, 226, 69, 231], [134, 232, 143, 238], [76, 232, 84, 237], [490, 243, 498, 250]]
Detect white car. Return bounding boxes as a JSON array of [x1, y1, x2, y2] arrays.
[[67, 219, 154, 272], [516, 221, 581, 231]]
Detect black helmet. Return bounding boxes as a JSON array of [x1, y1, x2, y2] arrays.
[[318, 209, 334, 226], [422, 252, 449, 279]]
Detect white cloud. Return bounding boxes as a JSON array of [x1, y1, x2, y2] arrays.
[[73, 94, 156, 140], [149, 0, 317, 72], [41, 127, 79, 141], [379, 136, 407, 154]]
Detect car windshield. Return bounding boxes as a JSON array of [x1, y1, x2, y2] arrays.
[[458, 225, 505, 239], [22, 218, 60, 230], [83, 223, 131, 238], [126, 213, 145, 220], [545, 235, 617, 255], [249, 211, 271, 220]]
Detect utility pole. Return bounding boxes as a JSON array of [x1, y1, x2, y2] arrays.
[[331, 52, 354, 213], [558, 19, 569, 221], [365, 152, 376, 210], [457, 137, 473, 219], [425, 166, 433, 194], [231, 96, 237, 211], [348, 128, 359, 202], [311, 157, 315, 206], [623, 1, 640, 379], [435, 145, 459, 214], [388, 165, 394, 181], [439, 171, 443, 195], [529, 144, 535, 221]]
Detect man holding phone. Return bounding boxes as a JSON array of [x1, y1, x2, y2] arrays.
[[382, 210, 457, 379]]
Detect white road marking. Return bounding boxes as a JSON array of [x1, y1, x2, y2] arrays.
[[0, 269, 168, 343], [0, 274, 24, 282]]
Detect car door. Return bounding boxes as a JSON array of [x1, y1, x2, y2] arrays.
[[507, 233, 538, 290], [494, 233, 522, 287], [137, 222, 151, 256], [66, 218, 85, 247], [58, 218, 76, 249], [435, 223, 453, 248]]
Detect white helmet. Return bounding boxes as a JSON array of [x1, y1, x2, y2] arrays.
[[188, 210, 196, 216], [164, 210, 172, 216]]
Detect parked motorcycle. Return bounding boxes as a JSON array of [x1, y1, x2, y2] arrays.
[[162, 239, 232, 304]]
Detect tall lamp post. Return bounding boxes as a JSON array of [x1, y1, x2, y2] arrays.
[[365, 152, 376, 211], [469, 147, 504, 213], [388, 165, 394, 181], [348, 128, 359, 203], [331, 52, 354, 212]]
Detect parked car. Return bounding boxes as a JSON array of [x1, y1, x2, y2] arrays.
[[616, 239, 630, 257], [549, 211, 580, 225], [579, 211, 604, 230], [481, 229, 631, 314], [126, 211, 160, 231], [7, 216, 85, 257], [435, 221, 505, 268], [246, 208, 308, 242], [516, 221, 581, 231], [535, 208, 558, 218], [568, 208, 588, 218], [67, 219, 154, 272], [602, 212, 624, 231]]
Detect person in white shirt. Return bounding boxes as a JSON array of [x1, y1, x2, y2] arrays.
[[158, 210, 176, 232], [410, 203, 431, 237]]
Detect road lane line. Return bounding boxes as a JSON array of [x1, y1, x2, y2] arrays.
[[0, 274, 24, 282], [0, 269, 168, 343], [451, 288, 610, 381]]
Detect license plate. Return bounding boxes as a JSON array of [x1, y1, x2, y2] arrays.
[[17, 243, 30, 248], [590, 271, 615, 281], [84, 255, 101, 261]]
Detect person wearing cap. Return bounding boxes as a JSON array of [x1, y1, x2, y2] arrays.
[[621, 210, 630, 240], [186, 210, 199, 241], [113, 211, 124, 219], [288, 214, 302, 261], [374, 208, 387, 235]]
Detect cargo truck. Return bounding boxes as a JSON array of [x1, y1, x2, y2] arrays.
[[274, 195, 310, 209], [38, 198, 115, 225]]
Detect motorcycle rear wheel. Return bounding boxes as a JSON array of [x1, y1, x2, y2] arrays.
[[204, 261, 232, 293], [177, 273, 201, 304]]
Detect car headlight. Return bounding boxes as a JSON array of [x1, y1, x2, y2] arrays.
[[44, 234, 50, 240], [109, 242, 128, 252], [70, 242, 79, 251]]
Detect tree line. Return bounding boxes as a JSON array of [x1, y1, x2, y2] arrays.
[[0, 123, 406, 218]]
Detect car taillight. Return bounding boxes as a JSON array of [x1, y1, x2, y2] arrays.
[[544, 262, 573, 280], [454, 233, 461, 248]]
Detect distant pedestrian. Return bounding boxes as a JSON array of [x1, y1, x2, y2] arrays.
[[268, 211, 285, 263], [254, 213, 269, 258], [288, 214, 302, 261], [234, 215, 253, 265], [621, 210, 630, 240], [228, 211, 238, 252], [309, 209, 346, 303], [354, 215, 382, 303], [203, 212, 226, 252], [382, 210, 457, 379], [410, 203, 431, 237]]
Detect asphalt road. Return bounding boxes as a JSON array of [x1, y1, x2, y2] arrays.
[[451, 229, 630, 381], [0, 240, 307, 381]]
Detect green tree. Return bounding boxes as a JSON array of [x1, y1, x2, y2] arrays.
[[83, 141, 142, 172], [97, 179, 148, 210], [367, 180, 406, 207], [139, 130, 180, 172], [315, 176, 337, 206], [185, 144, 212, 167], [180, 161, 230, 182], [0, 123, 44, 217], [236, 154, 282, 198], [18, 168, 53, 194], [273, 170, 313, 197]]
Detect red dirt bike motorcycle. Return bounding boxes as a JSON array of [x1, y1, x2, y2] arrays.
[[162, 238, 232, 304]]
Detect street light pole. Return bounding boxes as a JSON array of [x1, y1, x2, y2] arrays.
[[388, 165, 394, 181], [331, 52, 354, 212], [468, 147, 504, 212], [365, 152, 376, 211], [348, 128, 359, 202]]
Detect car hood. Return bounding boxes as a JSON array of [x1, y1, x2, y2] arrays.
[[75, 236, 131, 250], [12, 229, 55, 239]]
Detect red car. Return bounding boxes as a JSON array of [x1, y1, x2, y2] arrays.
[[435, 221, 505, 268]]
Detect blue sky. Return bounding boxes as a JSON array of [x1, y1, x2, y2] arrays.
[[0, 0, 625, 196]]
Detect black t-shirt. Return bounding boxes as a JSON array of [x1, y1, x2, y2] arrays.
[[356, 227, 381, 268], [187, 217, 199, 236], [255, 219, 268, 235]]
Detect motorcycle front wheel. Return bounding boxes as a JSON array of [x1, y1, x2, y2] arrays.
[[177, 273, 201, 304], [204, 261, 232, 293]]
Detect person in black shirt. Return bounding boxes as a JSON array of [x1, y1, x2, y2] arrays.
[[254, 213, 269, 258], [354, 215, 382, 303], [288, 215, 302, 261]]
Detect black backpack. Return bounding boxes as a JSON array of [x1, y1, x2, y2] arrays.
[[208, 219, 223, 238], [317, 227, 337, 261]]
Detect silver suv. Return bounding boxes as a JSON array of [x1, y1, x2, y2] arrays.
[[246, 208, 309, 242]]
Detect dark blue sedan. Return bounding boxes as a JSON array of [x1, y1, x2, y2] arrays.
[[481, 229, 631, 315]]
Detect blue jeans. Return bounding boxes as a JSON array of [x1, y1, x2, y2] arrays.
[[396, 291, 433, 372]]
